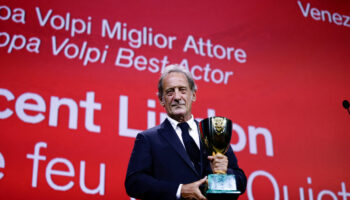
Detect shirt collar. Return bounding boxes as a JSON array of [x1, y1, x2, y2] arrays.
[[167, 115, 196, 131]]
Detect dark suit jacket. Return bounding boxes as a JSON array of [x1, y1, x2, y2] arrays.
[[125, 119, 246, 200]]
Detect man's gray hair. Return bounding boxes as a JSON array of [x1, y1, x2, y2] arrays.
[[157, 64, 197, 100]]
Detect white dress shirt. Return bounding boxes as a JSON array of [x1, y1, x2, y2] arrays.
[[166, 115, 201, 149], [166, 115, 201, 199]]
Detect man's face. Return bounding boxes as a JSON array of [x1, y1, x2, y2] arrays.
[[160, 72, 196, 122]]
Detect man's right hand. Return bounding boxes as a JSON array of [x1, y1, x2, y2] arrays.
[[181, 176, 207, 200]]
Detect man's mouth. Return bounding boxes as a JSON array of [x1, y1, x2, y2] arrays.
[[171, 104, 185, 107]]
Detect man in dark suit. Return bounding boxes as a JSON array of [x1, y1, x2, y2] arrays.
[[125, 64, 246, 200]]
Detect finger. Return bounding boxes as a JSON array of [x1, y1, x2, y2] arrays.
[[207, 156, 214, 161], [197, 192, 207, 200], [213, 165, 225, 171], [214, 162, 222, 168], [195, 189, 207, 200], [215, 158, 228, 164], [214, 153, 225, 159], [211, 159, 223, 166], [197, 176, 207, 185], [214, 162, 228, 169], [212, 156, 227, 164]]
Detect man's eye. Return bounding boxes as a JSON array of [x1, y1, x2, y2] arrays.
[[180, 88, 187, 93], [166, 90, 174, 95]]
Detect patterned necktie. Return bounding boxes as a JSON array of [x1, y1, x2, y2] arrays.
[[178, 122, 201, 174]]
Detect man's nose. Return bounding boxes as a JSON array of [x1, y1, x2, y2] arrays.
[[174, 89, 181, 99]]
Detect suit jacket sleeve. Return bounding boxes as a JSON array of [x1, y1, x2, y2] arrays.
[[125, 132, 179, 200]]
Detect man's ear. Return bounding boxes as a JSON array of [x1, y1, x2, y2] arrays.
[[159, 97, 165, 107], [192, 91, 197, 102]]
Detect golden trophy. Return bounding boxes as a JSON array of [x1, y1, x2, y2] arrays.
[[199, 116, 241, 199]]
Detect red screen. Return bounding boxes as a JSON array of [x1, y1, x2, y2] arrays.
[[1, 1, 349, 199]]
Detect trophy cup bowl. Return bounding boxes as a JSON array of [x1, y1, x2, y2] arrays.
[[199, 116, 241, 199]]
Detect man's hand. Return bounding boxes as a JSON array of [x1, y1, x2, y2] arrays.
[[181, 176, 207, 200], [208, 153, 228, 174]]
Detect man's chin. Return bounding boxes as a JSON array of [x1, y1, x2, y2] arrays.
[[172, 112, 185, 117], [171, 108, 186, 115], [169, 110, 189, 121]]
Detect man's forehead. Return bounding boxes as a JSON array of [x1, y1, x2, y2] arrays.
[[163, 72, 190, 89]]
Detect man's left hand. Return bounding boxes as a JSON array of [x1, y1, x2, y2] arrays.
[[207, 153, 228, 174]]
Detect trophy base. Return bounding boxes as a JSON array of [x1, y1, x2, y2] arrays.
[[205, 174, 241, 199], [206, 190, 241, 194]]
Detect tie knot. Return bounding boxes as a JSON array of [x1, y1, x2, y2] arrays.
[[178, 122, 190, 132]]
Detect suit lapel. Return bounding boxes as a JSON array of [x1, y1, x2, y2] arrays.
[[158, 119, 200, 177], [196, 120, 206, 177]]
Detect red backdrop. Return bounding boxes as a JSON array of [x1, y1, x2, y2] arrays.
[[1, 0, 349, 199]]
